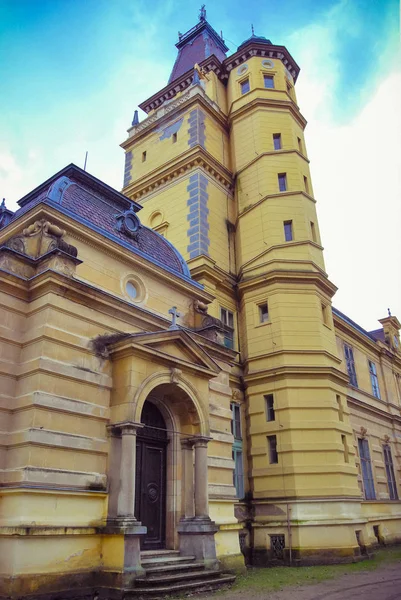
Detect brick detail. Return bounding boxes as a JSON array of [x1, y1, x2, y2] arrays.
[[186, 173, 210, 259], [123, 151, 133, 187], [187, 109, 206, 148]]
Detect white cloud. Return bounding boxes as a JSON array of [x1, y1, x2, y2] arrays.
[[289, 4, 401, 330]]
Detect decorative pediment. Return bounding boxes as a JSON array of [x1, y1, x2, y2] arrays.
[[5, 219, 77, 259], [107, 329, 221, 377]]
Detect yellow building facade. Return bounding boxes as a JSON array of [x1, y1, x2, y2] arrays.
[[0, 12, 400, 600]]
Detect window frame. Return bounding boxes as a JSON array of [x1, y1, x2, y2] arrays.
[[259, 302, 269, 324], [273, 133, 282, 150], [268, 434, 278, 464], [220, 307, 235, 349], [283, 220, 293, 242], [240, 77, 250, 95], [358, 438, 376, 500], [278, 173, 287, 192], [344, 344, 358, 388], [368, 360, 381, 399], [383, 444, 398, 500], [263, 74, 275, 89], [231, 402, 244, 498], [265, 394, 275, 422]]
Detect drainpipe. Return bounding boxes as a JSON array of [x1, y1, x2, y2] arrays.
[[287, 502, 292, 565]]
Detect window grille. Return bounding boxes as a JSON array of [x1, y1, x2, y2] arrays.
[[270, 534, 285, 559]]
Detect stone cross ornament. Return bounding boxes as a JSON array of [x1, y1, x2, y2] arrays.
[[168, 306, 181, 329]]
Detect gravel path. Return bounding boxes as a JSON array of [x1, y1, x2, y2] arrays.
[[196, 562, 401, 600]]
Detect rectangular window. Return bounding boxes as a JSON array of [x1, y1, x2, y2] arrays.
[[342, 435, 349, 463], [344, 344, 358, 387], [383, 445, 398, 500], [284, 220, 293, 242], [368, 360, 381, 399], [232, 448, 244, 498], [142, 151, 147, 162], [273, 133, 282, 150], [304, 176, 309, 194], [231, 402, 242, 440], [231, 402, 244, 498], [264, 75, 274, 89], [241, 79, 250, 94], [265, 394, 275, 422], [358, 438, 376, 500], [322, 303, 330, 327], [297, 137, 303, 153], [278, 173, 287, 192], [337, 394, 344, 422], [310, 221, 317, 242], [268, 435, 278, 464], [220, 307, 234, 349], [172, 132, 177, 143], [259, 302, 269, 323]]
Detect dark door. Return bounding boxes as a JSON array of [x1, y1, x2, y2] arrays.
[[135, 401, 168, 550]]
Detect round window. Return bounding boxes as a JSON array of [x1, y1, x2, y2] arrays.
[[237, 64, 248, 76], [126, 281, 138, 300], [262, 59, 274, 69]]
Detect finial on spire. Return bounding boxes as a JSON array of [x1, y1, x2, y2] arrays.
[[0, 198, 5, 211], [199, 4, 206, 21], [132, 110, 139, 127], [388, 308, 392, 317], [251, 23, 255, 36]]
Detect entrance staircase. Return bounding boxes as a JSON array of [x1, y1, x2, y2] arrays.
[[130, 550, 236, 598]]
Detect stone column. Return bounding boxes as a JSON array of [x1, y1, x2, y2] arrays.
[[117, 422, 143, 520], [181, 438, 195, 519], [193, 436, 210, 519]]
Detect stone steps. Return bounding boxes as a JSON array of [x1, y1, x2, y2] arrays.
[[129, 550, 235, 598]]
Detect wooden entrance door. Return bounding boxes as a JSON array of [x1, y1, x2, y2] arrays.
[[135, 401, 168, 550]]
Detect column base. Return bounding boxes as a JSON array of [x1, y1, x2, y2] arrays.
[[103, 518, 147, 584], [177, 517, 219, 569]]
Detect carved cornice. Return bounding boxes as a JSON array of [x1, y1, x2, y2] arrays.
[[123, 146, 233, 201]]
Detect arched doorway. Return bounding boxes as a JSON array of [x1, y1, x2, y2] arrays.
[[135, 400, 168, 550]]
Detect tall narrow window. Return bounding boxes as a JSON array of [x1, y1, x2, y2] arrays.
[[259, 302, 269, 323], [344, 344, 358, 387], [231, 403, 244, 498], [358, 438, 375, 500], [278, 173, 287, 192], [342, 435, 349, 463], [264, 75, 274, 89], [284, 220, 293, 242], [322, 303, 330, 327], [265, 394, 275, 422], [297, 137, 303, 153], [268, 435, 278, 464], [368, 360, 381, 399], [336, 395, 344, 422], [220, 307, 234, 349], [383, 444, 398, 500], [172, 132, 177, 143], [142, 151, 147, 162], [310, 221, 317, 242], [240, 79, 250, 94], [304, 176, 309, 194], [273, 134, 282, 150]]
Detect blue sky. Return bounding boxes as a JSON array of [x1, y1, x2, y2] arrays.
[[0, 0, 400, 328]]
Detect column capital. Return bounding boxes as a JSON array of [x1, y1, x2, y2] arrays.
[[190, 435, 212, 448], [108, 421, 144, 436], [181, 437, 195, 450]]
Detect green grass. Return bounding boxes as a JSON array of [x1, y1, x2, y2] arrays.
[[229, 547, 401, 593]]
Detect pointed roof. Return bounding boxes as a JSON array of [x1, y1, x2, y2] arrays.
[[169, 14, 228, 84]]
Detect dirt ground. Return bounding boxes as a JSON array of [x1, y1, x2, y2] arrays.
[[197, 562, 401, 600]]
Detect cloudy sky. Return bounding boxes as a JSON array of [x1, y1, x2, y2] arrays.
[[0, 0, 400, 330]]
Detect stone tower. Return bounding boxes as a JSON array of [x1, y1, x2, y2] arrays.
[[122, 12, 362, 563]]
